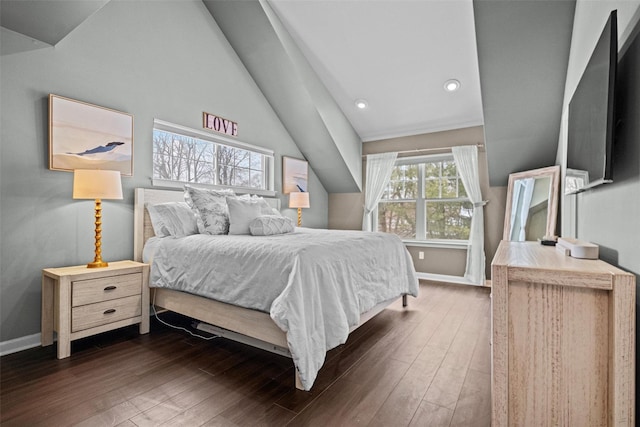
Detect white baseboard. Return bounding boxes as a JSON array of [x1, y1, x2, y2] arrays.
[[0, 333, 43, 356], [2, 309, 157, 357]]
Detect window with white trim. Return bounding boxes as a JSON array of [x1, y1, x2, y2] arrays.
[[376, 155, 472, 242], [152, 120, 274, 193]]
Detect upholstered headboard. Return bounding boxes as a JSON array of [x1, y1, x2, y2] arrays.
[[133, 187, 280, 262]]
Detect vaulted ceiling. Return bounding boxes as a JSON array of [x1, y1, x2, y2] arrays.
[[474, 0, 575, 185], [268, 0, 485, 143], [0, 0, 576, 187], [0, 0, 109, 54]]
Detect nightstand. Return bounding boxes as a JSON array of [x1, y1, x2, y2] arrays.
[[41, 261, 149, 359]]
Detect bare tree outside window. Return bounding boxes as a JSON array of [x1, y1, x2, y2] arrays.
[[153, 130, 214, 184], [216, 145, 235, 186], [153, 128, 267, 191]]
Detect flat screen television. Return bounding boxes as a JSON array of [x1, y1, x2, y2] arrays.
[[565, 10, 617, 194]]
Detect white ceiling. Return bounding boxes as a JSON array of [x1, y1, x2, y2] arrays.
[[1, 0, 576, 186], [268, 0, 484, 142], [1, 0, 483, 143]]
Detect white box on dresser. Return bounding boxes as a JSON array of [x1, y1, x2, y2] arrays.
[[41, 261, 150, 359], [556, 236, 600, 259], [491, 241, 635, 426]]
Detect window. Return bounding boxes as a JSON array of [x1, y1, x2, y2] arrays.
[[377, 155, 472, 242], [152, 119, 274, 194]]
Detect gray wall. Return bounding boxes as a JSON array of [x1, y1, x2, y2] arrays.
[[0, 0, 328, 343], [558, 1, 640, 280], [474, 0, 576, 187], [556, 0, 640, 399]]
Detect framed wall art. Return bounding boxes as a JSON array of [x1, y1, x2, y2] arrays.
[[49, 94, 134, 176], [283, 156, 308, 194]]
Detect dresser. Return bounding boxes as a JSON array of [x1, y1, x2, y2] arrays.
[[41, 261, 149, 359], [491, 241, 635, 426]]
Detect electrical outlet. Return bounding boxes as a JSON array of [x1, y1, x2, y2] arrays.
[[418, 251, 424, 260]]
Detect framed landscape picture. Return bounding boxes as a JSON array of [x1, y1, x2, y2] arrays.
[[49, 94, 134, 176], [283, 156, 308, 194]]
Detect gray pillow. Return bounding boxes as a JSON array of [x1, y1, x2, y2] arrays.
[[146, 202, 198, 237], [184, 185, 235, 235], [227, 197, 263, 235], [249, 215, 295, 236]]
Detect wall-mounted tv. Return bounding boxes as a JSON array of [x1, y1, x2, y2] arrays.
[[565, 10, 617, 194]]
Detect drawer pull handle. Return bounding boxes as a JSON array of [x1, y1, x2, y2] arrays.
[[104, 309, 116, 315], [104, 286, 117, 291]]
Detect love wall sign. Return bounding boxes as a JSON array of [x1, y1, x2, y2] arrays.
[[203, 112, 238, 137]]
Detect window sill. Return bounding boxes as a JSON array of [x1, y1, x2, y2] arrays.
[[151, 178, 277, 198], [402, 239, 468, 250]]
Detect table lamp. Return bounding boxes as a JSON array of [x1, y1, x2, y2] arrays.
[[289, 192, 310, 227], [73, 169, 123, 268]]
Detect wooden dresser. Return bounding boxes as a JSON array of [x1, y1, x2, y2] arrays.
[[491, 241, 635, 426]]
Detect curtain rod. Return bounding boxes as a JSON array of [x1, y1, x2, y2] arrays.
[[362, 142, 484, 157]]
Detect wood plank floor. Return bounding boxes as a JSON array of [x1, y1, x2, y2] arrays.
[[0, 282, 491, 426]]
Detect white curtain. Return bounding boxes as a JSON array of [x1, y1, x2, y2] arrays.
[[452, 145, 486, 286], [362, 152, 398, 231]]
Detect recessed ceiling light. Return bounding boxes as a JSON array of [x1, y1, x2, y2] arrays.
[[355, 99, 368, 109], [444, 79, 461, 92]]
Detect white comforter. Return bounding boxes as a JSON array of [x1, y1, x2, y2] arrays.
[[144, 228, 419, 390]]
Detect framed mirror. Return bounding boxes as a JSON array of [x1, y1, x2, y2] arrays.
[[503, 166, 560, 241]]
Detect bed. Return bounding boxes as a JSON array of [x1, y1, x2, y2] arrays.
[[134, 187, 418, 390]]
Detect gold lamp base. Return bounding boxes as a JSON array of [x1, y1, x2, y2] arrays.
[[87, 198, 109, 268], [297, 207, 302, 227], [87, 260, 109, 269]]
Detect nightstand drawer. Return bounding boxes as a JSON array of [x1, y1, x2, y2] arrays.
[[72, 295, 142, 332], [72, 273, 142, 307]]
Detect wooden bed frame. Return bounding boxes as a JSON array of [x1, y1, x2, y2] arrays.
[[133, 187, 407, 390]]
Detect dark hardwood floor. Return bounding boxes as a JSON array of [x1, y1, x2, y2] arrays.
[[0, 282, 491, 426]]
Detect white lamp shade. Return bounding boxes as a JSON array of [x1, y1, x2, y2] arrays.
[[73, 169, 123, 200], [289, 192, 310, 208]]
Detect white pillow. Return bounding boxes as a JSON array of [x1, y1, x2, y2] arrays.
[[250, 195, 279, 216], [227, 197, 263, 235], [249, 215, 295, 236], [184, 185, 235, 235], [146, 202, 198, 237]]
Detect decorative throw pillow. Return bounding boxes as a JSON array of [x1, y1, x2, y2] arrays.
[[184, 185, 235, 235], [249, 215, 295, 236], [146, 202, 198, 237], [250, 195, 278, 216], [227, 197, 263, 235]]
